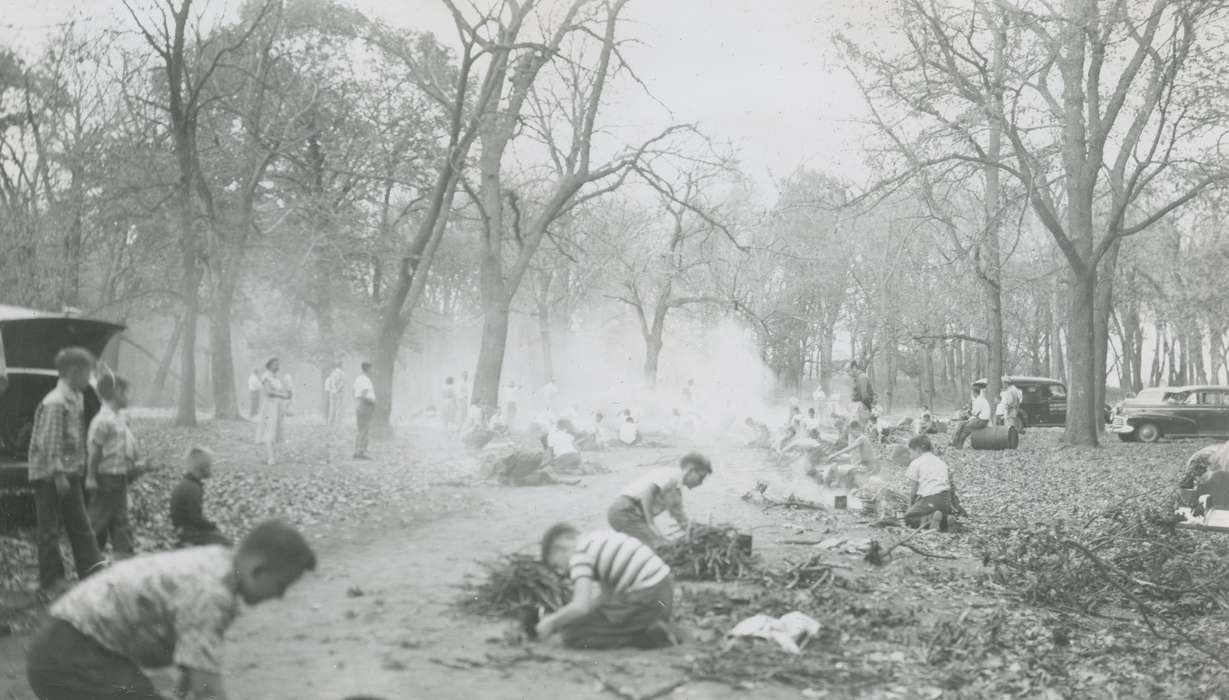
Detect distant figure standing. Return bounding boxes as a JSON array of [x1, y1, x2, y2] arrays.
[[504, 380, 520, 431], [255, 358, 291, 466], [458, 371, 471, 421], [247, 369, 262, 419], [812, 384, 828, 417], [353, 362, 375, 460], [442, 377, 458, 428], [86, 374, 142, 560], [682, 379, 695, 405], [29, 347, 106, 595], [324, 361, 345, 426], [849, 362, 874, 422]]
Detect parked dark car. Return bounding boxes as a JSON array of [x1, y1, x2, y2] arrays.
[[1111, 385, 1229, 443], [973, 375, 1112, 428], [0, 306, 124, 523]]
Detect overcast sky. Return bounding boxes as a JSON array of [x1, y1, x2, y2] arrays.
[[2, 0, 900, 198]]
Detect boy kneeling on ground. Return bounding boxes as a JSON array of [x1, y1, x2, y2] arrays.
[[26, 520, 316, 700], [607, 453, 711, 548], [536, 524, 676, 650], [171, 447, 231, 547], [903, 435, 965, 530]]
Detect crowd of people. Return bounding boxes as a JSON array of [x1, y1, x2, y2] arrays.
[[11, 351, 996, 695]]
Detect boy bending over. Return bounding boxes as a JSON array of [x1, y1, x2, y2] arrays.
[[536, 524, 675, 650], [607, 453, 711, 548], [903, 435, 964, 529], [26, 520, 316, 700]]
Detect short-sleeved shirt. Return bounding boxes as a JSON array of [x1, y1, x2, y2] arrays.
[[568, 530, 670, 595], [248, 373, 261, 392], [28, 380, 86, 481], [906, 452, 950, 498], [51, 546, 240, 673], [547, 429, 577, 456], [88, 404, 138, 476], [971, 395, 992, 421], [354, 374, 375, 402], [620, 467, 686, 521]]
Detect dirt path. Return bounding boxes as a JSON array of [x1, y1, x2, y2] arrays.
[[222, 443, 814, 700]]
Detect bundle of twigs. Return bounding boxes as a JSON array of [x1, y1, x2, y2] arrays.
[[764, 553, 848, 592], [658, 524, 757, 581], [456, 554, 572, 618]]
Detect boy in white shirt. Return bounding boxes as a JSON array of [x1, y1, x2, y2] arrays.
[[903, 435, 961, 530], [607, 453, 712, 548]]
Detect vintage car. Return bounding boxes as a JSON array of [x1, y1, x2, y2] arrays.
[[975, 376, 1077, 428], [1110, 385, 1229, 443], [0, 306, 124, 523]]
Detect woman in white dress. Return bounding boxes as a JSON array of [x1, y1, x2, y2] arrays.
[[255, 357, 291, 465]]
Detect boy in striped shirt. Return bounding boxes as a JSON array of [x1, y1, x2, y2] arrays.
[[536, 525, 675, 649]]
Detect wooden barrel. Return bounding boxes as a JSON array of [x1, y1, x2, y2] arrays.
[[971, 425, 1019, 450]]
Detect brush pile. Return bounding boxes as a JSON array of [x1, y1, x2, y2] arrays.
[[979, 501, 1229, 621], [658, 524, 757, 581], [457, 554, 572, 618], [765, 553, 856, 593]]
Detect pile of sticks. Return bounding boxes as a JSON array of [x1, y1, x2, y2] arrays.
[[456, 554, 571, 618], [658, 524, 757, 581]]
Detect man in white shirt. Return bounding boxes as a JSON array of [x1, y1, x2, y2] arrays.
[[1001, 376, 1024, 433], [324, 361, 345, 426], [951, 382, 992, 449], [812, 385, 827, 418], [903, 435, 962, 529], [503, 381, 520, 430], [353, 362, 376, 460]]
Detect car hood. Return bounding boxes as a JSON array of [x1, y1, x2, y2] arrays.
[[0, 306, 125, 371]]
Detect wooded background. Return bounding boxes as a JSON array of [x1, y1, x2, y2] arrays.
[[2, 0, 1227, 446]]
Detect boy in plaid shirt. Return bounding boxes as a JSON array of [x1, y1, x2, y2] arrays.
[[87, 374, 144, 559], [28, 347, 106, 594]]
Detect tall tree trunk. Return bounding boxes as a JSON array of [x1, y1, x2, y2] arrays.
[[208, 273, 240, 420], [982, 12, 1006, 411], [474, 295, 512, 407], [1211, 329, 1224, 385], [1066, 268, 1099, 445], [60, 164, 84, 309], [538, 304, 554, 385], [153, 313, 185, 406], [174, 181, 200, 427], [1092, 242, 1118, 432], [924, 343, 937, 409]]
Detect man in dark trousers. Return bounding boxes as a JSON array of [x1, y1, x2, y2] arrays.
[[28, 347, 107, 596], [170, 447, 231, 547], [849, 362, 875, 422], [353, 361, 376, 460]]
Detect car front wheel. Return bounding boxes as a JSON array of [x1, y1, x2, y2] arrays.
[[1136, 423, 1161, 443]]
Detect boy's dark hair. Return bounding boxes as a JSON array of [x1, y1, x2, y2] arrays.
[[908, 435, 933, 452], [680, 452, 712, 476], [445, 377, 454, 385], [540, 522, 578, 562], [848, 420, 862, 431], [239, 520, 317, 573], [265, 357, 278, 370], [595, 411, 604, 421], [54, 347, 95, 376], [96, 374, 129, 401], [361, 362, 372, 372]]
